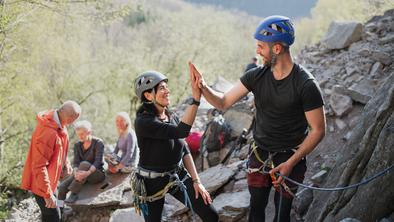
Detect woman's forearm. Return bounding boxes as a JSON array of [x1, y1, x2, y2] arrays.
[[183, 154, 200, 182]]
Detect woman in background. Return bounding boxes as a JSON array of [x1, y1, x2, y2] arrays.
[[105, 112, 139, 173]]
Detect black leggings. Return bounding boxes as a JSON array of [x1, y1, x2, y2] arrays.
[[248, 186, 293, 222], [141, 170, 218, 222]]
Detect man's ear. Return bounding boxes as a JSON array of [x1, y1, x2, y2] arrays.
[[273, 43, 283, 55]]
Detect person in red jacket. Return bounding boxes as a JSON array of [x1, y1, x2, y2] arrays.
[[21, 100, 81, 222]]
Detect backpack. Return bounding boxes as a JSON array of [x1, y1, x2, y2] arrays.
[[185, 131, 203, 153], [202, 114, 232, 153]]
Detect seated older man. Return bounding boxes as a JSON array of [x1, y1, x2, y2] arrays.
[[58, 120, 105, 203]]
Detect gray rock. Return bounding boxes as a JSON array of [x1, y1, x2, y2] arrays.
[[364, 22, 378, 32], [344, 73, 363, 86], [379, 33, 394, 44], [348, 78, 379, 104], [234, 169, 247, 181], [329, 93, 353, 117], [224, 108, 253, 137], [222, 180, 235, 193], [332, 79, 379, 105], [305, 74, 394, 221], [293, 188, 313, 216], [237, 144, 249, 160], [65, 173, 133, 209], [207, 150, 221, 167], [7, 197, 40, 222], [322, 21, 363, 49], [359, 48, 371, 57], [335, 118, 347, 130], [226, 160, 247, 172], [162, 194, 189, 218], [109, 208, 144, 222], [323, 88, 332, 96], [199, 164, 235, 194], [342, 131, 353, 141], [233, 179, 247, 192], [345, 66, 358, 76], [213, 190, 250, 222], [371, 51, 392, 65], [339, 218, 362, 222], [369, 62, 383, 78], [120, 190, 133, 207], [379, 218, 393, 222], [310, 170, 328, 185]]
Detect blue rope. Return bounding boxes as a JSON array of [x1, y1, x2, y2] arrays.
[[172, 174, 195, 215], [140, 202, 149, 216], [262, 163, 394, 192]]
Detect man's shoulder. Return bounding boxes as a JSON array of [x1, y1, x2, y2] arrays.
[[33, 123, 59, 142], [294, 64, 316, 82], [243, 65, 269, 79]]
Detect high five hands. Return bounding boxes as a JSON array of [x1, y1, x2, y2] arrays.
[[188, 62, 207, 90]]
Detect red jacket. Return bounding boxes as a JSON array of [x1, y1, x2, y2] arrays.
[[21, 110, 69, 198]]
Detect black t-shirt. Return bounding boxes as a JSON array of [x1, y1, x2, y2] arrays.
[[135, 103, 191, 172], [240, 64, 324, 151]]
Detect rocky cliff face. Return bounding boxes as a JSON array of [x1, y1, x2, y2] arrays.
[[299, 9, 394, 222]]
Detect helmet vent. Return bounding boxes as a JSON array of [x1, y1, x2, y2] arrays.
[[137, 78, 143, 88], [259, 29, 272, 36], [269, 23, 284, 33]]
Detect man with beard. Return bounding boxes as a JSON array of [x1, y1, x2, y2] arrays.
[[189, 15, 326, 222]]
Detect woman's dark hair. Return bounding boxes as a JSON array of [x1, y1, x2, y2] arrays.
[[140, 82, 163, 103]]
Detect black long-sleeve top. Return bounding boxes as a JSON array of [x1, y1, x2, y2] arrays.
[[134, 103, 191, 172], [73, 136, 104, 170]]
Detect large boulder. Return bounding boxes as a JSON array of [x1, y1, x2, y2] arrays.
[[322, 21, 363, 49], [305, 74, 394, 221], [199, 164, 235, 194], [223, 101, 254, 137], [329, 93, 353, 117], [212, 190, 250, 222], [68, 173, 133, 209]]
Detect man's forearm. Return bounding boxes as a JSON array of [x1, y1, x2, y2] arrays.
[[201, 85, 226, 110], [287, 129, 325, 167]]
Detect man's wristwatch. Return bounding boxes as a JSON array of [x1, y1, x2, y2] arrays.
[[187, 98, 200, 106]]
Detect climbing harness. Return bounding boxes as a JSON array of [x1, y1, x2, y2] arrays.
[[247, 142, 295, 197], [131, 164, 194, 216], [246, 141, 394, 222]]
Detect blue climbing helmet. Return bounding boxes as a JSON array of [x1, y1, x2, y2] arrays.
[[254, 15, 295, 46]]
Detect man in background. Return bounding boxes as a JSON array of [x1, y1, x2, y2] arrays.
[[21, 100, 81, 222]]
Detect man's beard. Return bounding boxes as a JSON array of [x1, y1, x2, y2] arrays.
[[262, 54, 277, 70]]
